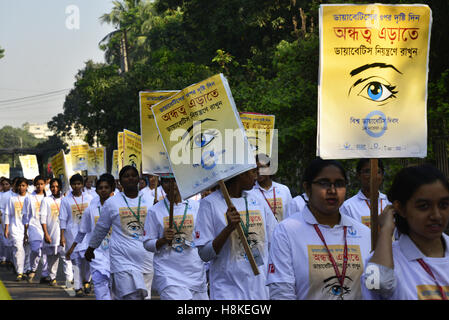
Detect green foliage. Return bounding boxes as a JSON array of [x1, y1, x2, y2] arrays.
[[50, 0, 449, 196], [0, 46, 4, 59], [0, 126, 44, 166]]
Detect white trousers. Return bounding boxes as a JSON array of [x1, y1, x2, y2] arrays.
[[92, 270, 111, 300], [159, 285, 209, 300], [72, 252, 91, 290], [29, 240, 49, 276], [45, 246, 74, 282]]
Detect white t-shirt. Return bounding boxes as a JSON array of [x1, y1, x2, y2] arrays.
[[79, 197, 110, 275], [39, 195, 62, 248], [90, 192, 153, 274], [362, 233, 449, 300], [59, 193, 93, 252], [266, 206, 372, 300], [4, 193, 28, 242], [22, 192, 45, 242], [0, 190, 14, 236], [194, 190, 278, 300], [340, 190, 390, 228], [139, 187, 155, 208], [249, 181, 292, 221], [285, 193, 309, 219], [143, 199, 206, 293]]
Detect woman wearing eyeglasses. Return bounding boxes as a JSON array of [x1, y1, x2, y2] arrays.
[[266, 158, 371, 300], [340, 159, 390, 229]]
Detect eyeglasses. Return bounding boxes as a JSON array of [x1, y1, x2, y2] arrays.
[[311, 180, 346, 189]]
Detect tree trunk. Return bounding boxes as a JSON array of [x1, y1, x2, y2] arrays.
[[434, 138, 449, 178]]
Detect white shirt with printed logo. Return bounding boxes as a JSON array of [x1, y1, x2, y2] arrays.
[[249, 181, 292, 221], [362, 233, 449, 300], [4, 193, 28, 242], [143, 199, 207, 294], [39, 195, 62, 249], [194, 190, 278, 300], [285, 193, 309, 219], [266, 206, 371, 300], [22, 192, 45, 242], [78, 197, 110, 275], [88, 192, 153, 274], [340, 190, 390, 228], [59, 193, 93, 252]]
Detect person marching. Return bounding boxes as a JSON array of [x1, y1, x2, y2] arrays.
[[4, 177, 30, 281], [60, 173, 93, 297], [340, 159, 390, 228], [285, 192, 309, 219], [0, 178, 12, 267], [40, 178, 74, 287], [22, 175, 50, 283], [250, 154, 292, 221], [194, 168, 278, 300], [85, 166, 154, 300], [70, 173, 114, 300], [143, 176, 207, 300], [362, 165, 449, 300], [266, 158, 371, 300]]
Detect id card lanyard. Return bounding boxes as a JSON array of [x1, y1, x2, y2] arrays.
[[163, 199, 189, 233], [416, 258, 448, 300], [122, 194, 142, 225], [313, 224, 348, 299], [259, 187, 276, 216]]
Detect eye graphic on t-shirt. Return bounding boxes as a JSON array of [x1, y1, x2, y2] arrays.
[[127, 220, 143, 235], [322, 275, 353, 299]]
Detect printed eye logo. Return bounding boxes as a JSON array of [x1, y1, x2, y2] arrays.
[[359, 81, 397, 102], [193, 130, 217, 148]]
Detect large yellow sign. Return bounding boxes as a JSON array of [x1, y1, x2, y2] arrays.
[[140, 91, 178, 175], [50, 150, 70, 193], [318, 4, 431, 159], [239, 112, 275, 157], [0, 164, 10, 178], [70, 144, 89, 172], [123, 129, 142, 173], [19, 155, 39, 179], [152, 73, 255, 200], [87, 147, 106, 177], [117, 132, 124, 172]]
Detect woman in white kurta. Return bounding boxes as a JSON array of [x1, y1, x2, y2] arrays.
[[71, 174, 114, 300], [0, 178, 12, 266], [23, 175, 49, 283], [266, 158, 371, 300], [143, 178, 207, 300], [85, 166, 154, 300], [40, 178, 73, 286], [362, 165, 449, 300], [194, 169, 278, 300], [4, 177, 30, 281]]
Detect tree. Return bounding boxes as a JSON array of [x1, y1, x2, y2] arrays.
[[0, 46, 4, 59]]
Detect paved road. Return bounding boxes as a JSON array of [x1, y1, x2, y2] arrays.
[[0, 262, 95, 300]]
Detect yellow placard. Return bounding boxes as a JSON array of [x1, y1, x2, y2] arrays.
[[123, 129, 142, 173], [318, 4, 431, 159], [70, 144, 89, 171], [112, 150, 119, 179], [87, 147, 106, 177], [19, 155, 39, 179], [117, 132, 124, 172], [140, 91, 178, 174], [239, 112, 275, 157], [50, 150, 70, 193], [152, 73, 255, 200], [0, 164, 10, 178]]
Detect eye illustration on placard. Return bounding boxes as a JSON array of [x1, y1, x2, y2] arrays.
[[348, 62, 402, 106]]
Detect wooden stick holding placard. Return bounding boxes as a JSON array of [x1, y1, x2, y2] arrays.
[[370, 158, 379, 252], [168, 178, 174, 228], [153, 176, 159, 205], [218, 180, 260, 276]]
